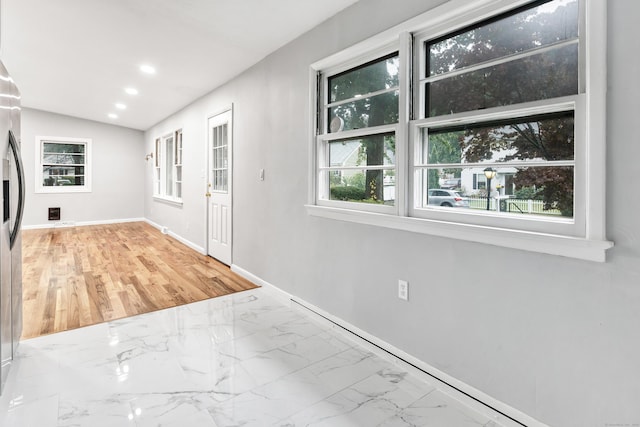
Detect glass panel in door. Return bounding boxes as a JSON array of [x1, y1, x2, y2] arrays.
[[212, 123, 228, 192]]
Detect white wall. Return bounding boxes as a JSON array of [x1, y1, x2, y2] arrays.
[[143, 1, 640, 426], [21, 108, 145, 227]]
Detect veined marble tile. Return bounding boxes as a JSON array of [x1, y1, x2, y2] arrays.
[[207, 347, 392, 426], [383, 388, 502, 426], [0, 288, 508, 427], [0, 393, 59, 427]]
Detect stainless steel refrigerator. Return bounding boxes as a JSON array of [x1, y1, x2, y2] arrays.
[[0, 59, 24, 395]]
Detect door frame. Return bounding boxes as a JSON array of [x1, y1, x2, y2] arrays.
[[205, 105, 234, 264]]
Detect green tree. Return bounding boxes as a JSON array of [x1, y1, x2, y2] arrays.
[[329, 55, 399, 201], [427, 131, 463, 190]]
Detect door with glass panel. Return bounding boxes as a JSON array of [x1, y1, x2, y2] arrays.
[[207, 109, 232, 265]]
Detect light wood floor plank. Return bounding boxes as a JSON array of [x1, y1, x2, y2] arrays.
[[21, 222, 258, 339]]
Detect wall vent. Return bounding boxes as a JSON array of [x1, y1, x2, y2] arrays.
[[48, 207, 61, 221]]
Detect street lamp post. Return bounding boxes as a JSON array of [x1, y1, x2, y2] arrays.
[[484, 167, 496, 211]]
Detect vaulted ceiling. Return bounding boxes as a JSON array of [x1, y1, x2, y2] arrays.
[[1, 0, 358, 130]]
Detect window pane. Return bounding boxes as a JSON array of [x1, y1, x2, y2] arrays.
[[428, 0, 579, 77], [327, 169, 395, 205], [325, 133, 395, 205], [214, 170, 228, 192], [165, 137, 174, 196], [425, 112, 574, 164], [427, 44, 578, 116], [329, 91, 399, 132], [175, 131, 183, 165], [329, 133, 395, 167], [42, 165, 85, 187], [210, 123, 229, 193], [329, 54, 399, 103], [43, 143, 85, 154], [155, 139, 160, 167], [42, 153, 85, 165], [416, 165, 573, 217]]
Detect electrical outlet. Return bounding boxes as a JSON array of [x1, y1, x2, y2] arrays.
[[398, 280, 409, 301]]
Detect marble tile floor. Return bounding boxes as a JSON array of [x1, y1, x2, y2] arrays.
[[0, 287, 515, 426]]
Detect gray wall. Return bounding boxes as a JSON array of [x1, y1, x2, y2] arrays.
[[143, 1, 639, 426], [21, 108, 145, 227]]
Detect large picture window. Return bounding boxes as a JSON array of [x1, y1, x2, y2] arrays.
[[412, 0, 581, 236], [308, 0, 612, 261], [36, 136, 91, 193]]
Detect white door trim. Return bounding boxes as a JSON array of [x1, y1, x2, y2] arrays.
[[206, 105, 233, 265]]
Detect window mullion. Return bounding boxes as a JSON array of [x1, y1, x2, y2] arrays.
[[414, 160, 576, 169], [326, 86, 399, 109], [397, 31, 412, 217], [412, 96, 578, 130], [320, 165, 394, 172], [321, 124, 397, 141]]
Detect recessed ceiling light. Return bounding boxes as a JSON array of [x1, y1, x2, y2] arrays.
[[140, 64, 156, 75], [125, 87, 138, 95], [108, 113, 118, 119], [115, 103, 127, 110]]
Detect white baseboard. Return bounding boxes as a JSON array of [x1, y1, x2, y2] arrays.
[[22, 217, 146, 230], [230, 264, 294, 304], [143, 218, 205, 254], [230, 264, 546, 427]]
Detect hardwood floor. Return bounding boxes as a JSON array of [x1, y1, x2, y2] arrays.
[[21, 222, 257, 339]]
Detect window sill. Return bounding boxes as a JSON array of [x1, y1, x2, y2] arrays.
[[305, 205, 613, 262], [153, 196, 183, 207], [36, 187, 92, 194]]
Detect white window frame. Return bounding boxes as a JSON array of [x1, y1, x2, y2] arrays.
[[410, 99, 585, 237], [314, 44, 408, 215], [307, 0, 612, 262], [35, 136, 92, 193], [153, 129, 183, 204]]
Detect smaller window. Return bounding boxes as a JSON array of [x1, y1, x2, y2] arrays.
[[473, 174, 486, 190], [153, 129, 183, 203], [317, 51, 400, 212], [36, 136, 91, 193], [154, 138, 161, 195]]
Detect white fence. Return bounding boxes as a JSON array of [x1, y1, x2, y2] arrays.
[[467, 196, 562, 216]]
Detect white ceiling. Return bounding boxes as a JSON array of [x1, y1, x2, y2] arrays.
[[0, 0, 358, 130]]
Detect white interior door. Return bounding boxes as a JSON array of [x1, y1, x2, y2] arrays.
[[207, 109, 232, 265]]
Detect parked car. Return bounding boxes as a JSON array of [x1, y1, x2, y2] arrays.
[[427, 189, 469, 207]]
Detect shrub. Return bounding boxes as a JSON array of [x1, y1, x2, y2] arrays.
[[514, 186, 543, 200], [330, 186, 366, 201]]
